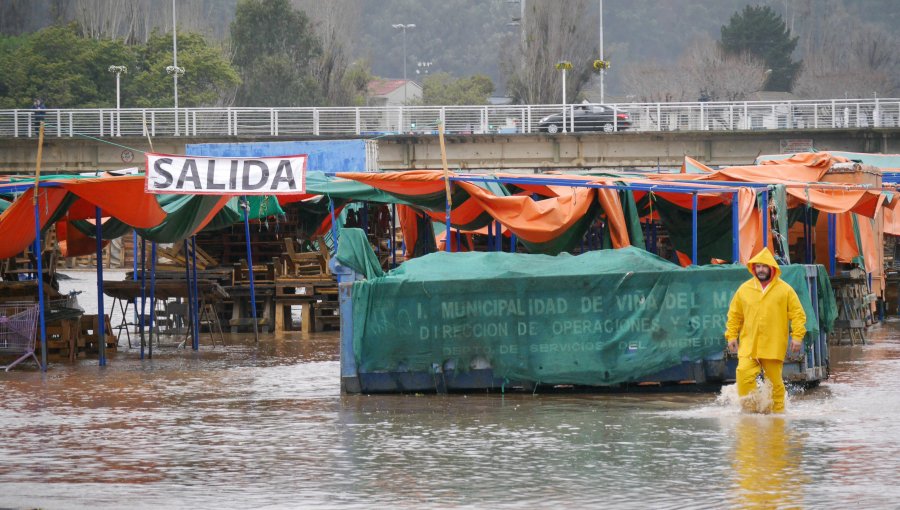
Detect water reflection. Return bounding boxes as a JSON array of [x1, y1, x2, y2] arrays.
[[730, 415, 803, 509], [2, 316, 900, 508]]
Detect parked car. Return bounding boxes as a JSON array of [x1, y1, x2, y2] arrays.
[[538, 104, 631, 133]]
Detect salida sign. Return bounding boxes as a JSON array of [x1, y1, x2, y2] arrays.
[[145, 153, 307, 195]]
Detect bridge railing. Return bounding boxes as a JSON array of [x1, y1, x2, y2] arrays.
[[0, 98, 897, 139]]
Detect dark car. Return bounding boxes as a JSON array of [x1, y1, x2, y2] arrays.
[[538, 104, 631, 133]]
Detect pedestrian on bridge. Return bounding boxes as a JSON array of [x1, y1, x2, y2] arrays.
[[724, 248, 807, 413], [32, 97, 46, 134]]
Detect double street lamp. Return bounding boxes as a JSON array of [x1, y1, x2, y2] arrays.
[[108, 65, 127, 110], [108, 65, 127, 136], [392, 23, 416, 104]]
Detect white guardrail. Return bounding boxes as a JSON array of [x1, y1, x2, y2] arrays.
[[1, 99, 898, 138]]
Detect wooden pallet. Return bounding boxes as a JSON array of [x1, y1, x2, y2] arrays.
[[831, 274, 872, 345], [78, 314, 118, 354]]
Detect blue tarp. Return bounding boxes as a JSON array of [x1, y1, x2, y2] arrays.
[[186, 140, 368, 174]]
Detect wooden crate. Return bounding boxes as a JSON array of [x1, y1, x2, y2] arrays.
[[79, 314, 118, 354]]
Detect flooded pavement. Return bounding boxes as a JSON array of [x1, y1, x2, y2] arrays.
[[1, 272, 900, 508]]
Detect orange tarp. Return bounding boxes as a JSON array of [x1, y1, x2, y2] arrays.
[[0, 176, 166, 259], [0, 188, 70, 259], [56, 176, 167, 226], [57, 219, 109, 258], [884, 198, 900, 236], [337, 171, 612, 246]]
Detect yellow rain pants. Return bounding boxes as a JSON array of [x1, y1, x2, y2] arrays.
[[736, 357, 785, 413]]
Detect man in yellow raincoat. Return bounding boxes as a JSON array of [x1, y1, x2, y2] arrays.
[[725, 248, 807, 413]]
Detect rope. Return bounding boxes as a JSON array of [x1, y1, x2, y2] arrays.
[[37, 121, 148, 155]]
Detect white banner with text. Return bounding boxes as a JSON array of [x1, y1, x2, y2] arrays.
[[145, 153, 307, 195]]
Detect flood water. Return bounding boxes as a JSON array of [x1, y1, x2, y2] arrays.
[[2, 271, 900, 508]]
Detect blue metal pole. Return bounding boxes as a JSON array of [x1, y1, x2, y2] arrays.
[[732, 192, 740, 263], [182, 239, 192, 348], [510, 232, 517, 253], [390, 203, 397, 267], [191, 236, 201, 350], [691, 192, 698, 266], [149, 242, 157, 359], [328, 198, 338, 254], [361, 201, 369, 234], [803, 206, 812, 264], [445, 196, 452, 252], [828, 213, 836, 276], [761, 187, 769, 248], [490, 221, 496, 251], [132, 229, 138, 338], [132, 230, 138, 278], [32, 201, 47, 371], [140, 238, 146, 359], [241, 198, 260, 343], [95, 207, 106, 367]]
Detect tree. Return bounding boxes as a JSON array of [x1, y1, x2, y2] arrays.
[[502, 0, 597, 104], [230, 0, 322, 106], [793, 6, 898, 98], [127, 30, 239, 108], [720, 5, 801, 92], [681, 36, 768, 101], [293, 0, 361, 106], [619, 62, 693, 104], [0, 24, 136, 108], [340, 60, 375, 106], [419, 72, 494, 105], [0, 24, 238, 109]]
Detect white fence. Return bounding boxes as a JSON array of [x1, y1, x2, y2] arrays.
[[1, 98, 897, 139]]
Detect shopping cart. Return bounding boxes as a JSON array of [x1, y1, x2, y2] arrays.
[[0, 302, 40, 371]]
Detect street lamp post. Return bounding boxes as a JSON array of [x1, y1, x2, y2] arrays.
[[391, 23, 416, 104], [599, 0, 604, 104], [555, 61, 573, 132], [167, 0, 185, 135], [108, 65, 127, 136]]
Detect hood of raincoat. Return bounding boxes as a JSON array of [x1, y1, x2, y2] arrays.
[[746, 248, 781, 282]]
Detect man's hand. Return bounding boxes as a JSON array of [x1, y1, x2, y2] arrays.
[[790, 339, 803, 354], [727, 339, 737, 353]]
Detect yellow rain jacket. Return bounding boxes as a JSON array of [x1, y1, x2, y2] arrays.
[[724, 249, 806, 359]]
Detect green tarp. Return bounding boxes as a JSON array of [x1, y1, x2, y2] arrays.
[[336, 228, 384, 279], [350, 247, 835, 386], [72, 194, 284, 242]]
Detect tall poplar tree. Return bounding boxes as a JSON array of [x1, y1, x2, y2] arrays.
[[230, 0, 323, 106]]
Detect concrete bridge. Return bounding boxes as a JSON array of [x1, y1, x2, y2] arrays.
[[1, 99, 899, 173]]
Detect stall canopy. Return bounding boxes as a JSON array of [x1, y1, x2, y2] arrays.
[[0, 175, 166, 259]]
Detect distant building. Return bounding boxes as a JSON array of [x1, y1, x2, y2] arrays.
[[367, 79, 422, 106]]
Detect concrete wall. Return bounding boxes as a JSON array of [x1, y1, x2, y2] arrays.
[[1, 128, 899, 175]]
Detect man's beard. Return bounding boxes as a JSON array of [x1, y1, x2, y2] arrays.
[[756, 271, 771, 282]]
